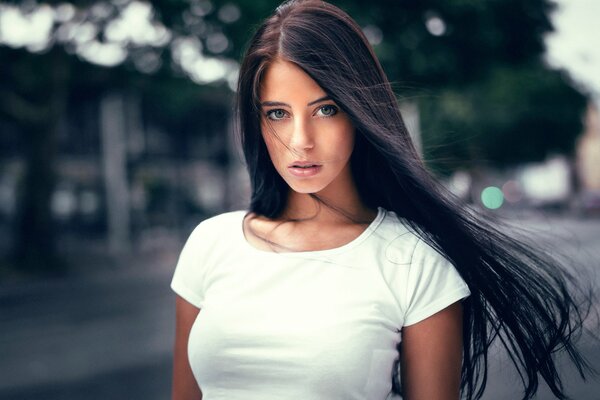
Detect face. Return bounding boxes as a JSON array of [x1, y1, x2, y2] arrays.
[[259, 58, 356, 196]]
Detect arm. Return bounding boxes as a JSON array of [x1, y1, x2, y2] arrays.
[[172, 295, 202, 400], [400, 301, 463, 400]]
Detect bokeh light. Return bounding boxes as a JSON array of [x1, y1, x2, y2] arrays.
[[502, 180, 523, 204], [481, 186, 504, 209]]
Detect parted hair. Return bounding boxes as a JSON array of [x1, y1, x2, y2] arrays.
[[235, 1, 596, 399]]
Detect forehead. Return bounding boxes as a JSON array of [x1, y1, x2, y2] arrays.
[[260, 58, 326, 101]]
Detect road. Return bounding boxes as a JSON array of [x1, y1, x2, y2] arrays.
[[0, 214, 599, 400]]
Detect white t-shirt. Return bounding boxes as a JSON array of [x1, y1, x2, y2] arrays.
[[171, 207, 471, 400]]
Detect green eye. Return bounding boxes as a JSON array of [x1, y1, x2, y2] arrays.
[[318, 105, 338, 117], [267, 109, 286, 120]]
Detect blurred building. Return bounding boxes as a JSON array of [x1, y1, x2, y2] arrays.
[[575, 101, 600, 213], [577, 101, 600, 190]]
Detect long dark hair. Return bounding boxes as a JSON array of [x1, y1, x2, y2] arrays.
[[236, 1, 596, 398]]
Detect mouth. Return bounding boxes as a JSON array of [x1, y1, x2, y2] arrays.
[[288, 161, 322, 177], [291, 164, 320, 169], [289, 161, 321, 168]]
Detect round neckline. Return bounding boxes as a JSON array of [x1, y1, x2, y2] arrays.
[[239, 207, 386, 257]]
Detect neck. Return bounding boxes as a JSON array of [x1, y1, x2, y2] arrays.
[[282, 177, 375, 224]]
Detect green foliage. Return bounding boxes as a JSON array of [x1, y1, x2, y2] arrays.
[[314, 0, 553, 86], [421, 63, 586, 174]]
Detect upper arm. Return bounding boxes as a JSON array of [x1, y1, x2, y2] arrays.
[[400, 300, 463, 400], [172, 295, 202, 400]]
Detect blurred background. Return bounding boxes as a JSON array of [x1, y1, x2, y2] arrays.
[[0, 0, 599, 399]]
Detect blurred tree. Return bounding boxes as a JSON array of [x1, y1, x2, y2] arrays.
[[420, 63, 587, 174], [0, 47, 69, 273], [338, 0, 556, 86], [0, 0, 234, 274]]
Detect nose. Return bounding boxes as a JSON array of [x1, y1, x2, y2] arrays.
[[289, 117, 314, 151]]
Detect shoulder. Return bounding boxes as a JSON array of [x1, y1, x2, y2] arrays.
[[369, 208, 421, 266], [362, 208, 470, 326], [181, 210, 247, 252], [174, 210, 248, 271], [191, 210, 247, 235], [375, 208, 451, 265], [171, 210, 246, 308]]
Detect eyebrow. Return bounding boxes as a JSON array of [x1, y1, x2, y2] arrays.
[[260, 95, 332, 108]]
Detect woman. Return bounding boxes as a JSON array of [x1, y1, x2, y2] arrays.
[[171, 1, 594, 399]]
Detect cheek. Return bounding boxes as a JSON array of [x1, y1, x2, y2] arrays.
[[329, 126, 355, 158]]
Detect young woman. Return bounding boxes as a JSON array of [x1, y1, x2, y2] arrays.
[[171, 1, 594, 399]]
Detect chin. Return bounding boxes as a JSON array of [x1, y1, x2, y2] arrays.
[[286, 179, 329, 195]]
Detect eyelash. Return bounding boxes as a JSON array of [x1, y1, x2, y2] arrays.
[[264, 105, 339, 121]]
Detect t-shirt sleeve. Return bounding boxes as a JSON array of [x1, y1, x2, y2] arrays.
[[170, 221, 210, 309], [403, 238, 471, 326]]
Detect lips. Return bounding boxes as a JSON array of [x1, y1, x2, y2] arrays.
[[288, 161, 322, 177]]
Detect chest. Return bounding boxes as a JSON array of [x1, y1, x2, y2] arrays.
[[188, 255, 403, 399]]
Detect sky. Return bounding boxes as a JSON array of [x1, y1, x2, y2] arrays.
[[545, 0, 600, 99]]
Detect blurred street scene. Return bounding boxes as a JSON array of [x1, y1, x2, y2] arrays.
[[1, 0, 600, 399]]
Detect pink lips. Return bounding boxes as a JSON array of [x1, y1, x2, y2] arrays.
[[288, 161, 322, 177]]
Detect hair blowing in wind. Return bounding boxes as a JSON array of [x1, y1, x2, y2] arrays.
[[235, 1, 598, 399]]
